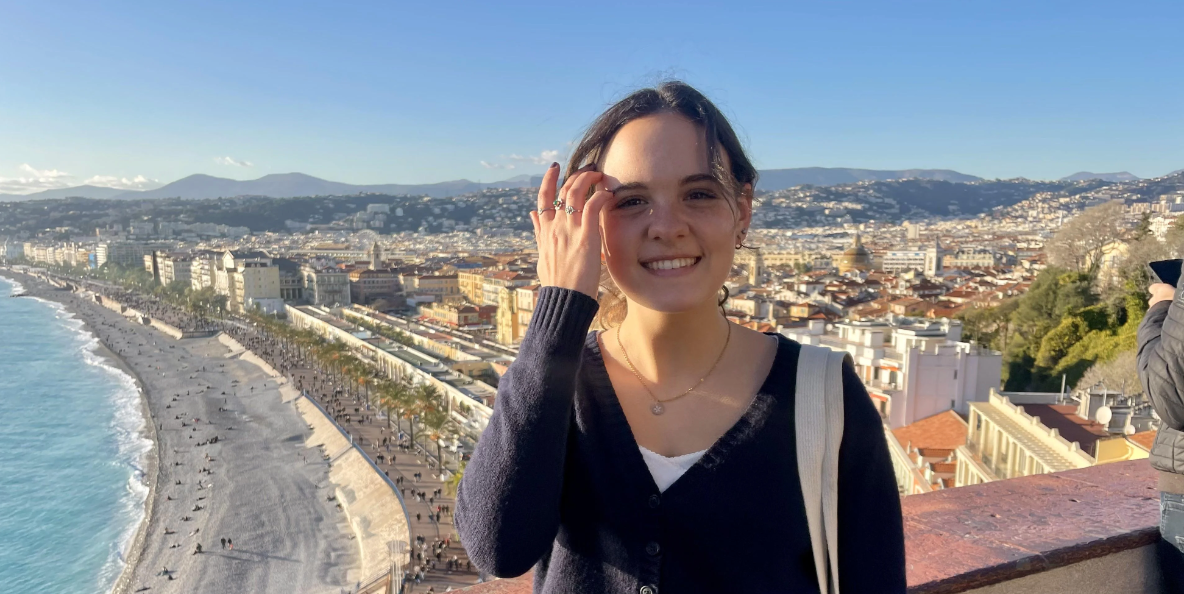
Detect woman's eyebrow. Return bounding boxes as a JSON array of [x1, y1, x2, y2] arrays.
[[610, 181, 647, 194], [611, 174, 717, 193], [680, 173, 717, 185]]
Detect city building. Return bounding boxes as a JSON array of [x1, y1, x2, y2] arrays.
[[213, 251, 282, 313], [458, 270, 490, 304], [301, 265, 351, 307], [882, 241, 945, 276], [274, 258, 304, 302], [835, 234, 873, 274], [782, 317, 1002, 428], [96, 241, 169, 268], [956, 390, 1148, 487], [482, 270, 535, 307], [157, 252, 193, 286]]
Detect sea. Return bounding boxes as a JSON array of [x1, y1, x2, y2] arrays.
[[0, 276, 151, 594]]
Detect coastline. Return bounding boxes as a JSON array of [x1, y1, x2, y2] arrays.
[[1, 269, 357, 593], [91, 339, 159, 594], [0, 270, 159, 594]]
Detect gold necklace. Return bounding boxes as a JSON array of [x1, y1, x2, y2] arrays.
[[615, 320, 731, 416]]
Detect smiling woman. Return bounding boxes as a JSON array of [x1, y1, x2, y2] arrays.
[[456, 81, 906, 594]]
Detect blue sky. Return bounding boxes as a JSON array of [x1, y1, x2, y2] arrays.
[[1, 0, 1181, 193]]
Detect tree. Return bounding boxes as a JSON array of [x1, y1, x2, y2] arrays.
[[1045, 201, 1126, 273], [1075, 350, 1142, 398], [1135, 212, 1152, 240], [417, 383, 456, 472]]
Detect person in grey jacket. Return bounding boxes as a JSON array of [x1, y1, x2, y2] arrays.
[[1138, 278, 1184, 589]]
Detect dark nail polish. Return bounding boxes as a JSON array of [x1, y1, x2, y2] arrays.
[[550, 162, 559, 169]]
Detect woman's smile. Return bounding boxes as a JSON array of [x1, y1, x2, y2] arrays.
[[640, 256, 702, 277]]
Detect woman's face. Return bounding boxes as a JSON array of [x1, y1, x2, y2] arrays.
[[598, 112, 752, 314]]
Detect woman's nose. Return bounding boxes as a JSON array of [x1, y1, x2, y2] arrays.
[[646, 202, 689, 240]]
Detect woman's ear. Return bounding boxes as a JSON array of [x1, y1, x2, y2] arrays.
[[738, 183, 754, 229]]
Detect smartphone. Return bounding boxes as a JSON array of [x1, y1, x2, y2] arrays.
[[1150, 259, 1184, 287]]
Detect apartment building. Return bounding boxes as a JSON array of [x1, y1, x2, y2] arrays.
[[515, 284, 539, 340], [458, 270, 489, 304], [482, 270, 535, 307], [956, 390, 1149, 487], [213, 251, 281, 313], [882, 242, 945, 276], [301, 265, 351, 307], [782, 317, 1002, 429], [944, 249, 998, 269], [415, 274, 460, 299], [348, 268, 399, 304], [157, 252, 193, 286], [96, 241, 169, 268], [420, 302, 480, 327]]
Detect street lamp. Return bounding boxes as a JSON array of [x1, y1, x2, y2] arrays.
[[387, 539, 408, 594]]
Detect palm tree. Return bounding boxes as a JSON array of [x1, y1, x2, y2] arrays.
[[417, 383, 455, 472]]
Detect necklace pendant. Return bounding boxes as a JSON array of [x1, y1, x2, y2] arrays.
[[650, 403, 665, 415]]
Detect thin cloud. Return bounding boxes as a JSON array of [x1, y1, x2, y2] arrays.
[[480, 161, 515, 170], [214, 156, 253, 167], [484, 148, 562, 170], [508, 149, 561, 165], [19, 163, 70, 179], [84, 174, 160, 190], [0, 164, 160, 194]]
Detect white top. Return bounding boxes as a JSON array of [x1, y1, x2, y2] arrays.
[[638, 445, 708, 493]]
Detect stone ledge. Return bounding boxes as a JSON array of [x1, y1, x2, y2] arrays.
[[453, 460, 1159, 593]]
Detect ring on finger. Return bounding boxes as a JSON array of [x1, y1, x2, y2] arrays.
[[537, 207, 557, 214], [552, 198, 564, 209], [565, 205, 582, 215]]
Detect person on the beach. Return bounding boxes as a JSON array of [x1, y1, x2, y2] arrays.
[[455, 81, 905, 593]]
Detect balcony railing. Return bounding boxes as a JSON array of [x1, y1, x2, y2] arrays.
[[453, 460, 1161, 593]]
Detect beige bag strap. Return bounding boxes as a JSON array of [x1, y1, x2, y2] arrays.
[[795, 344, 848, 594]]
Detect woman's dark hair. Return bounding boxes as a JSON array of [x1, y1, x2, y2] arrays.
[[565, 81, 757, 328]]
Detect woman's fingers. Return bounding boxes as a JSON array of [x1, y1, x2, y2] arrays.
[[582, 188, 614, 229], [536, 162, 560, 213], [563, 170, 603, 223]]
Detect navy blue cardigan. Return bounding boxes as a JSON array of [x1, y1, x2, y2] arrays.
[[456, 287, 906, 593]]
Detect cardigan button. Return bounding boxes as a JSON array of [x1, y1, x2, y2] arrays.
[[640, 586, 657, 594], [648, 494, 661, 509], [646, 541, 660, 556]]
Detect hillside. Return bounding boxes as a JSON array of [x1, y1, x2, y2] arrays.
[[1, 168, 981, 202], [756, 167, 980, 190]]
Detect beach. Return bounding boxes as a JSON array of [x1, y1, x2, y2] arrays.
[[5, 271, 359, 594]]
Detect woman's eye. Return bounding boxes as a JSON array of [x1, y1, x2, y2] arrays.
[[688, 190, 717, 200], [616, 197, 644, 208]]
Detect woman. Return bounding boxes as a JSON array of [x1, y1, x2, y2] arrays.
[[456, 81, 905, 593]]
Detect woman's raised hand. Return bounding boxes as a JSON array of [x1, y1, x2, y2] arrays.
[[529, 162, 615, 299]]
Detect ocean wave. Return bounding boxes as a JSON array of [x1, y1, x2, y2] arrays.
[[5, 277, 24, 295], [42, 299, 153, 593]]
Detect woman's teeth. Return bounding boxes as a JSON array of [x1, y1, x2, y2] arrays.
[[643, 257, 698, 270]]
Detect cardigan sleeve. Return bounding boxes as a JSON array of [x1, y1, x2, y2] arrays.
[[454, 286, 599, 578], [836, 359, 907, 592]]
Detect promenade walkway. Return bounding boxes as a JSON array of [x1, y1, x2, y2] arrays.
[[230, 325, 481, 594]]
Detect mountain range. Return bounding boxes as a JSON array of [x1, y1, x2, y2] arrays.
[[0, 167, 1164, 202], [1058, 171, 1141, 182]]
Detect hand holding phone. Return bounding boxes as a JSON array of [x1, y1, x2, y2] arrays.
[[1150, 259, 1184, 287]]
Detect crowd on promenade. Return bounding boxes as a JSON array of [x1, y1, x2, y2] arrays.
[[218, 314, 479, 592], [78, 279, 220, 332]]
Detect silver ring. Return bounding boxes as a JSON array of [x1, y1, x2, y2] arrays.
[[565, 205, 581, 215], [538, 207, 557, 214], [552, 198, 564, 209]]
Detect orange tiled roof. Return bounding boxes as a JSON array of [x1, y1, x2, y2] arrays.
[[892, 410, 968, 452], [1129, 430, 1156, 451]]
